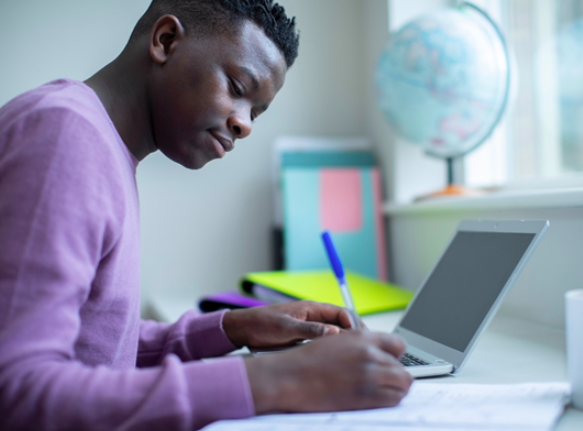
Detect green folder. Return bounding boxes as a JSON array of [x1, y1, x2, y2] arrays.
[[241, 270, 414, 315]]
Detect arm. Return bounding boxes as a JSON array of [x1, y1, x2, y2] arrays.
[[0, 107, 253, 430], [138, 282, 366, 366], [137, 287, 413, 414], [138, 310, 238, 367]]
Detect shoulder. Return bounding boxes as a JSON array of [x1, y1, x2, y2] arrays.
[[0, 80, 137, 238], [1, 79, 130, 162], [1, 79, 102, 131], [0, 79, 136, 186]]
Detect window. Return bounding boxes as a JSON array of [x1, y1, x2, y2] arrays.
[[465, 0, 583, 189]]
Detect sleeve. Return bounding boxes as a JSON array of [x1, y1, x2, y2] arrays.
[[0, 108, 255, 430], [138, 310, 239, 367]]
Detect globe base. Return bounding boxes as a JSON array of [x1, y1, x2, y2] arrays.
[[415, 184, 485, 202]]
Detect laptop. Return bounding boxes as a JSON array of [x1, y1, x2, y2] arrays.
[[395, 219, 548, 377]]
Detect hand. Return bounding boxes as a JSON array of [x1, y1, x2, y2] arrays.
[[244, 330, 413, 413], [223, 301, 364, 349]]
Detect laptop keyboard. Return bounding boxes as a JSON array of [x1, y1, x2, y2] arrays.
[[399, 352, 430, 367]]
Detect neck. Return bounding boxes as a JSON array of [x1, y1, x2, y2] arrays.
[[85, 48, 157, 161]]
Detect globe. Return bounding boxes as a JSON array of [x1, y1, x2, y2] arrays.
[[376, 4, 510, 160]]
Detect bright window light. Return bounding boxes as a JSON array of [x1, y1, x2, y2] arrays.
[[464, 0, 583, 189]]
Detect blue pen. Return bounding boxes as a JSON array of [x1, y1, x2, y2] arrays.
[[321, 231, 362, 330]]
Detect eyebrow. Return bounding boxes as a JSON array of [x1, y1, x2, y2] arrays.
[[239, 66, 259, 90]]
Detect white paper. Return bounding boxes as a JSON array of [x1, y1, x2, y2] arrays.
[[202, 382, 569, 431]]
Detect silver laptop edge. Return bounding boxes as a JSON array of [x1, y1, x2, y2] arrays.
[[394, 219, 549, 378]]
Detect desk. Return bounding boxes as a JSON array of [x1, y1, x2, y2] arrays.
[[147, 295, 583, 430]]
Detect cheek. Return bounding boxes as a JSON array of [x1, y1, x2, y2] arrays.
[[150, 88, 201, 143], [148, 64, 232, 165], [170, 88, 227, 133]]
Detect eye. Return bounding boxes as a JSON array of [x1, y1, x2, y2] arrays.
[[251, 111, 257, 123], [229, 78, 244, 97]]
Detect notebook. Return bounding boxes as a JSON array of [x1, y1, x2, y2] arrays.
[[241, 270, 413, 315], [394, 219, 549, 377], [201, 382, 569, 431]]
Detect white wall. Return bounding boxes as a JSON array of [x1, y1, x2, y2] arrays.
[[0, 0, 391, 311], [0, 0, 150, 105], [389, 203, 583, 330]]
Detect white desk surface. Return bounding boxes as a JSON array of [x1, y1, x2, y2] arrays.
[[148, 295, 583, 430]]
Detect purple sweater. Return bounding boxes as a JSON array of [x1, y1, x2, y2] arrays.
[[0, 80, 254, 430]]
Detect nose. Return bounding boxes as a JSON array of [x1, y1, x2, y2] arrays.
[[227, 112, 252, 140]]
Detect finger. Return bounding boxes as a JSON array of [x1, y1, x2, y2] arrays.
[[366, 344, 414, 393], [370, 386, 410, 408], [289, 321, 341, 340], [301, 301, 353, 329], [369, 332, 407, 358], [373, 361, 414, 393]]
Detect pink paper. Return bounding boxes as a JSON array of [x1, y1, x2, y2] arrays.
[[320, 169, 362, 232]]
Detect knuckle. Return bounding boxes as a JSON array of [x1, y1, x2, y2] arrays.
[[384, 334, 407, 355], [307, 323, 324, 337], [394, 336, 407, 353], [357, 344, 377, 362], [362, 329, 376, 339], [355, 330, 374, 344], [304, 300, 320, 309]]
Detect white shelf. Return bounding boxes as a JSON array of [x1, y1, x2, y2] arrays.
[[384, 187, 583, 215]]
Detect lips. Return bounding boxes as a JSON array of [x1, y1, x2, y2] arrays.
[[209, 131, 234, 154]]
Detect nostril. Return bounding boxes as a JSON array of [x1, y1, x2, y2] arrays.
[[233, 125, 241, 136]]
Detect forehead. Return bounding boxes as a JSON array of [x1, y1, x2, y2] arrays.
[[208, 20, 287, 92]]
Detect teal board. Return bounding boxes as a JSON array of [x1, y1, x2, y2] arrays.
[[282, 167, 379, 279]]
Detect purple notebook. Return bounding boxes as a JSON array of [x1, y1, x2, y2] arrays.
[[198, 292, 269, 313]]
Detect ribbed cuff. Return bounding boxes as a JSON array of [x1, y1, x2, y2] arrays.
[[184, 309, 237, 358], [184, 356, 255, 429]]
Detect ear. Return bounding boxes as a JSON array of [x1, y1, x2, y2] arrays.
[[149, 15, 185, 65]]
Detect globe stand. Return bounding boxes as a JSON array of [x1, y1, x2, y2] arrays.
[[415, 157, 484, 202]]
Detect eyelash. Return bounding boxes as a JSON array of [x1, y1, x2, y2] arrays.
[[230, 79, 244, 98]]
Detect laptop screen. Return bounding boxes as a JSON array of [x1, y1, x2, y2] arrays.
[[399, 231, 535, 353]]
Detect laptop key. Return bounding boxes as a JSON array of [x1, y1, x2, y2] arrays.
[[400, 353, 430, 366]]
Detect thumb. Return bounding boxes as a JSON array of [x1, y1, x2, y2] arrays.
[[293, 321, 340, 339]]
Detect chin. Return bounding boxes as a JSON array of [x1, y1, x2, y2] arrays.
[[171, 153, 210, 170], [157, 142, 213, 170]]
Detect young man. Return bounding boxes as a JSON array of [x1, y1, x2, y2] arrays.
[[0, 1, 412, 430]]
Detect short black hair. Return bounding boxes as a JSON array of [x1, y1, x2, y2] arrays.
[[130, 0, 299, 68]]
